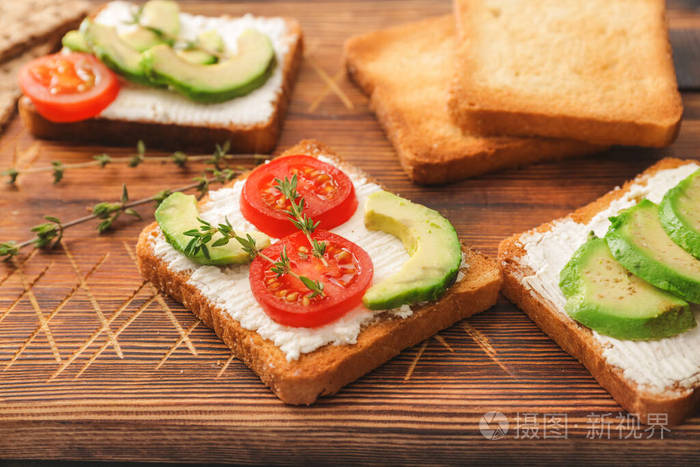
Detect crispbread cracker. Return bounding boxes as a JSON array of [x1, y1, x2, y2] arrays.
[[343, 16, 602, 184], [449, 0, 682, 147], [0, 0, 89, 63], [0, 43, 52, 132]]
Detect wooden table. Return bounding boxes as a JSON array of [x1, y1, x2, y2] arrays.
[[1, 0, 699, 464]]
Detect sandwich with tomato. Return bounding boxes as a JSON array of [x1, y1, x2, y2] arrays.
[[136, 139, 502, 404], [17, 0, 302, 152]]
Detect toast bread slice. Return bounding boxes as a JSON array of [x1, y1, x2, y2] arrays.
[[136, 139, 502, 404], [343, 16, 603, 185], [498, 158, 700, 424], [19, 6, 303, 154], [0, 0, 89, 64], [449, 0, 683, 147]]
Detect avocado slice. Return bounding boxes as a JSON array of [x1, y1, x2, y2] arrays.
[[155, 192, 270, 266], [559, 235, 694, 340], [177, 48, 217, 65], [82, 19, 150, 85], [197, 30, 225, 54], [140, 0, 180, 39], [62, 30, 90, 53], [660, 169, 700, 259], [120, 27, 167, 52], [141, 29, 276, 103], [361, 191, 462, 310], [606, 199, 700, 303]]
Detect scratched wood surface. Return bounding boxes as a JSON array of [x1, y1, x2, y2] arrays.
[[1, 0, 700, 464]]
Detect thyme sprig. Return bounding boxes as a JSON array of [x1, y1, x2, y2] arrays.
[[1, 140, 267, 184], [273, 175, 327, 261], [183, 217, 325, 298], [0, 169, 243, 262]]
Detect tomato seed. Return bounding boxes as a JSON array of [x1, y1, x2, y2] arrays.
[[302, 296, 310, 306], [286, 292, 299, 302]]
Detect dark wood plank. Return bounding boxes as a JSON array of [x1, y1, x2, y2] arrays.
[[0, 0, 698, 464]]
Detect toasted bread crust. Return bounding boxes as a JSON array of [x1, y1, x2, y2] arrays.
[[449, 0, 683, 147], [19, 18, 303, 153], [343, 16, 602, 185], [498, 158, 700, 424], [136, 139, 502, 404]]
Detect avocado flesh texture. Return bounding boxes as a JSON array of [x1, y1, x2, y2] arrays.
[[62, 30, 90, 53], [140, 0, 180, 39], [120, 27, 166, 52], [198, 29, 225, 54], [82, 19, 150, 85], [606, 199, 700, 303], [155, 192, 270, 266], [559, 236, 694, 340], [660, 169, 700, 259], [141, 29, 276, 103], [361, 191, 462, 310], [177, 48, 217, 65]]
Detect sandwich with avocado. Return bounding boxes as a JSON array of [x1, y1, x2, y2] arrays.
[[16, 0, 303, 152], [499, 158, 700, 425], [136, 139, 502, 404]]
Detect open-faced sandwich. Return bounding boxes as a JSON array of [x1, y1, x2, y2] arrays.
[[17, 0, 303, 152], [136, 139, 502, 404], [499, 158, 700, 424]]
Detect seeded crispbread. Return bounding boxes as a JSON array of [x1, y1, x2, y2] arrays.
[[498, 158, 700, 425], [0, 0, 89, 63], [448, 0, 683, 147], [136, 139, 502, 404], [0, 43, 52, 133], [343, 15, 602, 184]]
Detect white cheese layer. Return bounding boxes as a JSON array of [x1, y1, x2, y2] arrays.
[[516, 163, 700, 394], [95, 1, 293, 126], [151, 156, 417, 361]]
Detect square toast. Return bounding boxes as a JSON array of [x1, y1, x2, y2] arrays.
[[19, 3, 303, 153], [449, 0, 683, 147], [498, 158, 700, 424], [136, 139, 502, 404], [344, 15, 602, 185]]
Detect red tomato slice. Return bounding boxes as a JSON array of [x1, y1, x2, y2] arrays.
[[18, 52, 120, 123], [249, 230, 373, 328], [241, 155, 358, 238]]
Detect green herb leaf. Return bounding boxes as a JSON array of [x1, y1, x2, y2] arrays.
[[0, 241, 19, 260], [2, 167, 18, 184], [94, 153, 112, 167]]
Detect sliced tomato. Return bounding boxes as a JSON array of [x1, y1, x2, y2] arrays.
[[241, 155, 358, 238], [249, 230, 373, 328], [18, 52, 120, 123]]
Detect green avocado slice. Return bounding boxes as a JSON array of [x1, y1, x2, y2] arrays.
[[176, 48, 217, 65], [361, 191, 462, 310], [81, 19, 150, 85], [62, 30, 90, 53], [140, 0, 180, 39], [155, 192, 269, 266], [559, 235, 693, 340], [120, 27, 167, 52], [606, 199, 700, 303], [140, 29, 276, 103], [660, 168, 700, 259]]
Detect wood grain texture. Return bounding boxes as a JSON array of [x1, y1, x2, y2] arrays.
[[0, 0, 699, 464]]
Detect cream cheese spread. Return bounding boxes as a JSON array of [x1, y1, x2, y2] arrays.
[[150, 156, 468, 360], [94, 1, 293, 126], [516, 163, 700, 394]]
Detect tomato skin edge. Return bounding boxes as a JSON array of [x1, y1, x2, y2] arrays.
[[18, 52, 120, 123], [240, 155, 358, 238]]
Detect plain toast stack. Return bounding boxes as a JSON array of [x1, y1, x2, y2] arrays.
[[344, 0, 682, 184]]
